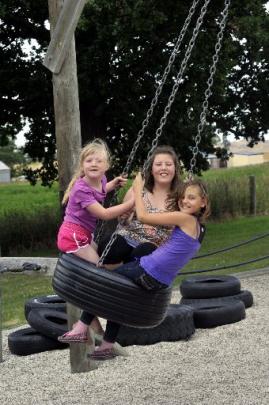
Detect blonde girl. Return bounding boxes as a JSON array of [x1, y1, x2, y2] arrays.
[[57, 138, 134, 264]]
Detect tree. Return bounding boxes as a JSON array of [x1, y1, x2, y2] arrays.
[[0, 139, 27, 177], [0, 0, 268, 185]]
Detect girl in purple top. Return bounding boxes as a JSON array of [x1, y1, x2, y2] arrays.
[[57, 138, 134, 264], [59, 171, 210, 359]]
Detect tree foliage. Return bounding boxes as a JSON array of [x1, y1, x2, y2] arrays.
[[0, 0, 268, 185], [0, 138, 27, 177]]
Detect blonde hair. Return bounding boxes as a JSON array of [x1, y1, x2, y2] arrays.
[[62, 139, 111, 205]]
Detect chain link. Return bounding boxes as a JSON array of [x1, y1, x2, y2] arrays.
[[121, 0, 201, 177], [144, 0, 212, 172], [96, 0, 201, 257], [98, 0, 231, 265], [99, 0, 231, 264], [188, 0, 231, 179]]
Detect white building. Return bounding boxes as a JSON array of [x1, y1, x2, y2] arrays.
[[0, 161, 11, 183]]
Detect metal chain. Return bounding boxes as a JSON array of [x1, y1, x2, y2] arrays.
[[121, 0, 201, 177], [99, 0, 232, 265], [95, 0, 201, 251], [144, 0, 212, 172], [188, 0, 231, 179]]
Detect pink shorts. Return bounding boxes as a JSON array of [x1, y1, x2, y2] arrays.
[[57, 222, 92, 253]]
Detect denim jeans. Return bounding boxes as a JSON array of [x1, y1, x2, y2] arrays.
[[114, 260, 167, 290]]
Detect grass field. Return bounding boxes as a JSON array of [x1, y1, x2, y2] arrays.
[[1, 273, 54, 329], [2, 213, 269, 329], [202, 161, 269, 180], [1, 164, 269, 328], [0, 181, 59, 215], [2, 161, 269, 216]]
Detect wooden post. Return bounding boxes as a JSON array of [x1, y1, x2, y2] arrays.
[[44, 0, 87, 74], [249, 175, 256, 215], [48, 0, 82, 201], [67, 304, 97, 373], [47, 0, 96, 373]]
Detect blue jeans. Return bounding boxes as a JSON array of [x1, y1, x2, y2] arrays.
[[114, 260, 168, 290]]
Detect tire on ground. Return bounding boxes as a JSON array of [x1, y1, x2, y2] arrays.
[[27, 309, 68, 340], [180, 289, 254, 308], [180, 275, 241, 299], [117, 304, 195, 346], [52, 253, 172, 328], [8, 327, 67, 356], [191, 300, 246, 328], [24, 295, 66, 320]]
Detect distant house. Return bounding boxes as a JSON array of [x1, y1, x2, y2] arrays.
[[207, 154, 227, 169], [227, 140, 269, 168], [0, 161, 11, 183]]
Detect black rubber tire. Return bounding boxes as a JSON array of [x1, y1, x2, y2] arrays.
[[180, 275, 241, 299], [52, 253, 172, 328], [180, 289, 254, 309], [116, 304, 195, 346], [27, 309, 68, 340], [24, 295, 66, 320], [8, 327, 67, 356], [191, 300, 246, 328]]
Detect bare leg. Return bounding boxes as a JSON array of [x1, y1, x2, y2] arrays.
[[102, 262, 123, 271], [90, 317, 104, 335], [94, 339, 114, 351], [74, 244, 99, 265], [91, 239, 98, 251]]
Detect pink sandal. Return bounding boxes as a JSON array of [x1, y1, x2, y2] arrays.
[[58, 331, 88, 343]]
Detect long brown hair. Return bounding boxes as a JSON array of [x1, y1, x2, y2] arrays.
[[179, 179, 211, 223], [143, 146, 181, 209], [62, 139, 111, 205]]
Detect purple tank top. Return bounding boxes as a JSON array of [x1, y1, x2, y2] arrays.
[[140, 226, 201, 286], [64, 176, 107, 233]]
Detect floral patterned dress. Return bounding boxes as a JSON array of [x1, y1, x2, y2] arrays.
[[117, 190, 172, 247]]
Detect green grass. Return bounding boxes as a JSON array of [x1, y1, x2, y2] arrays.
[[0, 181, 59, 215], [1, 273, 53, 329], [202, 161, 269, 180], [1, 166, 269, 328], [1, 214, 269, 329]]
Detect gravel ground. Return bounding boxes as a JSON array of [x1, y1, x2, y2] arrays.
[[1, 271, 269, 405]]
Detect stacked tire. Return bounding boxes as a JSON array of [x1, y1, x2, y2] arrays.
[[8, 296, 195, 355], [8, 295, 68, 356], [179, 275, 253, 329], [117, 304, 195, 346]]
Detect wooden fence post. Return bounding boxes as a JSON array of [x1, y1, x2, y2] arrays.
[[249, 175, 256, 215]]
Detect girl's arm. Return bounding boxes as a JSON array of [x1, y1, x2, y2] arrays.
[[106, 175, 127, 193], [118, 186, 135, 224], [133, 173, 192, 229], [86, 197, 134, 221]]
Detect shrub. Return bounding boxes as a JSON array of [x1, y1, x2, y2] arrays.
[[0, 208, 61, 256]]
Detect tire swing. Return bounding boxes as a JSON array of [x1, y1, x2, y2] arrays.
[[53, 0, 231, 329], [53, 253, 171, 328]]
